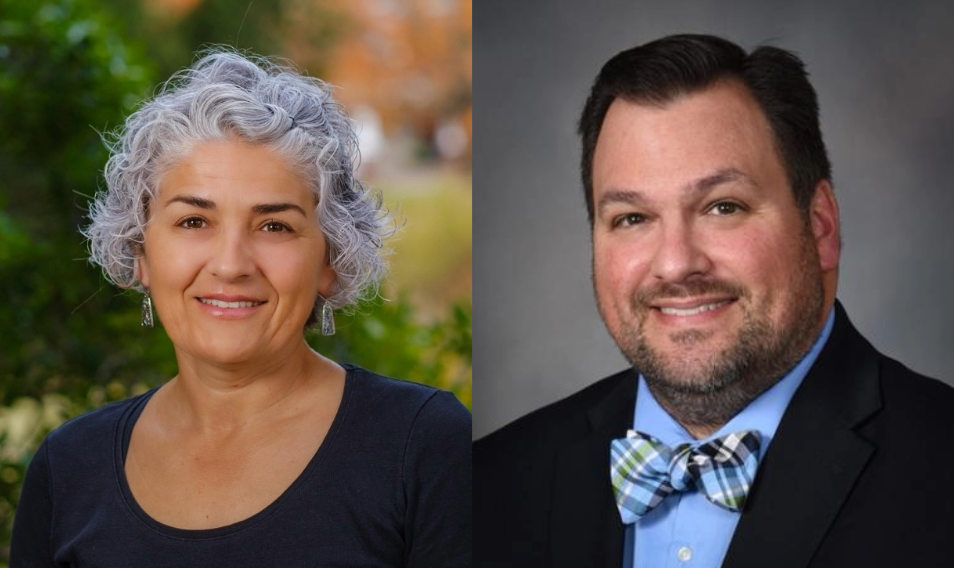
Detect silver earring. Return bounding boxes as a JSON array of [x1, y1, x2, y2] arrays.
[[142, 292, 154, 328], [320, 297, 335, 336]]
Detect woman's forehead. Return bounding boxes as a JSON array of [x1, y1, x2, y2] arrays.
[[156, 139, 317, 210]]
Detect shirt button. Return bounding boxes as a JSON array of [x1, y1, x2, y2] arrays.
[[677, 546, 693, 562]]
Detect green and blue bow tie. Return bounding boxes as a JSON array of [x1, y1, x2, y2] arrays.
[[610, 429, 762, 524]]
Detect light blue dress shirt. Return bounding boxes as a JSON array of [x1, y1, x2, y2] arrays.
[[628, 309, 835, 568]]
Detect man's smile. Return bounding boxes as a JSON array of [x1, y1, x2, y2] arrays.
[[652, 298, 736, 317]]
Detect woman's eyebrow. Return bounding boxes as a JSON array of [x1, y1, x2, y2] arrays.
[[252, 202, 308, 216], [166, 195, 215, 209], [165, 196, 307, 217]]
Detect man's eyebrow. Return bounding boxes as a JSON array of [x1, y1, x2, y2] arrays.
[[167, 195, 215, 209], [689, 168, 753, 195], [596, 168, 755, 216], [252, 203, 308, 216], [597, 189, 648, 216]]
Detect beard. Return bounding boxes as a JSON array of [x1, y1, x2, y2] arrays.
[[604, 229, 826, 433]]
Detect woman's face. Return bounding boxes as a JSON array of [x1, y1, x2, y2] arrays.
[[139, 139, 335, 367]]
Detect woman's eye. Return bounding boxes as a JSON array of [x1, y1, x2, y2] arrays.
[[710, 202, 743, 216], [613, 213, 646, 228], [178, 217, 207, 229], [263, 221, 292, 233]]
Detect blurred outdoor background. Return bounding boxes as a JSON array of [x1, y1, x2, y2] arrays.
[[0, 0, 471, 560]]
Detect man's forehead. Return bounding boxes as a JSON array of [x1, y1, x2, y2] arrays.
[[599, 80, 766, 136], [591, 82, 781, 196]]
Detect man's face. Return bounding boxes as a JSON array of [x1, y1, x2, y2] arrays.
[[591, 81, 839, 424]]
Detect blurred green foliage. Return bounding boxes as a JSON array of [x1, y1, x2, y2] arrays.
[[0, 0, 161, 401], [0, 0, 472, 563], [312, 297, 472, 406], [99, 0, 289, 80]]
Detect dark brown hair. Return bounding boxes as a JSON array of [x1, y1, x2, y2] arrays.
[[578, 34, 831, 222]]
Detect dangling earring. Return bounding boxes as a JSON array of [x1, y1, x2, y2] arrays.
[[319, 296, 335, 336], [142, 292, 154, 328]]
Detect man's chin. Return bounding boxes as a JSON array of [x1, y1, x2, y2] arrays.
[[643, 368, 737, 396], [641, 353, 722, 383], [628, 338, 742, 391], [643, 330, 735, 359], [667, 328, 716, 347]]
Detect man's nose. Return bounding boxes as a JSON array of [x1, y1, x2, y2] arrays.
[[649, 220, 712, 283]]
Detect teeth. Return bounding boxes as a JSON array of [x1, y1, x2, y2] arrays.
[[659, 300, 730, 317], [200, 298, 262, 309]]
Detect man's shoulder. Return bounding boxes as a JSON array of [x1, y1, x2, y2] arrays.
[[826, 310, 954, 438], [876, 354, 954, 426], [473, 369, 635, 565], [814, 302, 954, 431], [474, 368, 635, 469]]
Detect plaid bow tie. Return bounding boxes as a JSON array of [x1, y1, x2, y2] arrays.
[[610, 429, 762, 524]]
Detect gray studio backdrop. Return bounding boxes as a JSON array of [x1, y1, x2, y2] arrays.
[[473, 0, 954, 440]]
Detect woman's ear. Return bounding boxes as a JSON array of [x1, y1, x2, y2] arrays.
[[136, 254, 150, 289], [317, 265, 337, 299], [317, 237, 337, 298]]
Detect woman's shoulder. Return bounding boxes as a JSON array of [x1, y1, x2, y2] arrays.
[[44, 390, 152, 451], [341, 364, 470, 429]]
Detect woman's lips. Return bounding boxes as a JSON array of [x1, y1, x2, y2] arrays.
[[198, 298, 265, 309], [195, 296, 267, 318]]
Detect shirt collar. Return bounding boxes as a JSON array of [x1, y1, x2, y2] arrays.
[[633, 308, 836, 458]]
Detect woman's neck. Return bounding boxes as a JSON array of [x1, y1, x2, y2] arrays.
[[159, 340, 341, 434]]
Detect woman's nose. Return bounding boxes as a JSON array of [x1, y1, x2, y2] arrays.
[[209, 228, 255, 281]]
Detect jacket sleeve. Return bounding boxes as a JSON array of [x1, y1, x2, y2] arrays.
[[403, 391, 472, 568], [10, 440, 56, 567]]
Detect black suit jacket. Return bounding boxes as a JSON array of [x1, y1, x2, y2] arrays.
[[475, 303, 954, 567]]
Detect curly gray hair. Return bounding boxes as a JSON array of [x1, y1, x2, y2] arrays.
[[84, 49, 391, 317]]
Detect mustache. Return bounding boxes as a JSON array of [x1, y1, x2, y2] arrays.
[[634, 279, 748, 307]]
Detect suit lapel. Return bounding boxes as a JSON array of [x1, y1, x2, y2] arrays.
[[549, 370, 636, 568], [723, 303, 882, 568]]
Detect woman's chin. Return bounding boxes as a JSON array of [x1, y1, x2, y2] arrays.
[[177, 340, 277, 369]]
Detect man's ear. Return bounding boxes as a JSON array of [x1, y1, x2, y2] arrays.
[[810, 179, 840, 272]]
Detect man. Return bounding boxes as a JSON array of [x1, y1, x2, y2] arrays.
[[474, 34, 954, 568]]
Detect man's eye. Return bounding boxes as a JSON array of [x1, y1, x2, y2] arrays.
[[709, 202, 743, 216], [178, 217, 207, 229], [613, 213, 646, 228]]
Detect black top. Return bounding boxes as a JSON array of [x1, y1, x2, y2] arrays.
[[11, 365, 472, 567]]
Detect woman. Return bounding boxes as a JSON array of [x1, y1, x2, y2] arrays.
[[11, 50, 471, 567]]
